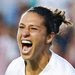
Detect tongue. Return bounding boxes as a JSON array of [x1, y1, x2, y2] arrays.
[[22, 46, 31, 54]]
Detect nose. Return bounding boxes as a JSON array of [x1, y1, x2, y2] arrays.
[[22, 29, 30, 38]]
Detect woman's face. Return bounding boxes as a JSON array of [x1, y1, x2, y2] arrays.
[[17, 12, 51, 60]]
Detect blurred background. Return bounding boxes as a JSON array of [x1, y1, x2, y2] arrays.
[[0, 0, 75, 75]]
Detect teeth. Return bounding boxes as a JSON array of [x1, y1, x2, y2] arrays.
[[22, 40, 32, 44]]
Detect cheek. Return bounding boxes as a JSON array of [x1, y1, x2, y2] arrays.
[[17, 30, 22, 45], [31, 32, 47, 47], [17, 30, 21, 39], [17, 31, 22, 52], [32, 36, 47, 59]]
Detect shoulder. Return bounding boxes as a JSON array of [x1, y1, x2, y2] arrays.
[[5, 56, 25, 75], [7, 56, 24, 68], [52, 51, 73, 67], [49, 51, 75, 75]]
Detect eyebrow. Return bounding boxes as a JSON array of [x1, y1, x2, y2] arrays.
[[19, 23, 25, 26], [29, 25, 40, 28], [19, 23, 41, 28]]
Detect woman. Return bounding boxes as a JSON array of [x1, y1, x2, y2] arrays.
[[5, 6, 75, 75]]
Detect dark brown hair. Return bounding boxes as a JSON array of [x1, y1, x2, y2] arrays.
[[27, 6, 71, 34]]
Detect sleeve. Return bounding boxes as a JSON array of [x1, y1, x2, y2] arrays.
[[5, 59, 17, 75]]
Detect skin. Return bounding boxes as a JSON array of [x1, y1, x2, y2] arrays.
[[17, 12, 54, 75]]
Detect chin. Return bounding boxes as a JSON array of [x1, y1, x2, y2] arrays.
[[21, 54, 33, 61]]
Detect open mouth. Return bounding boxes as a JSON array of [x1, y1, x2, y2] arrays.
[[21, 40, 32, 54], [22, 40, 32, 47]]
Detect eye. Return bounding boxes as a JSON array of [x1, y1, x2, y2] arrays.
[[30, 27, 39, 32], [31, 27, 38, 30], [19, 25, 24, 29]]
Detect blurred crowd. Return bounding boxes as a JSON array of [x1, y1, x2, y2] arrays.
[[0, 0, 75, 75]]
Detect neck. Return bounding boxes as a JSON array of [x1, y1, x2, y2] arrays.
[[25, 49, 51, 75]]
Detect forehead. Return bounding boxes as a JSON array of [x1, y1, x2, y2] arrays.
[[20, 12, 45, 26]]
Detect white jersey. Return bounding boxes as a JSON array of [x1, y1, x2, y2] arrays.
[[5, 51, 75, 75]]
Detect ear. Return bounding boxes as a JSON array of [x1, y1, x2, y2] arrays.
[[46, 32, 55, 44]]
